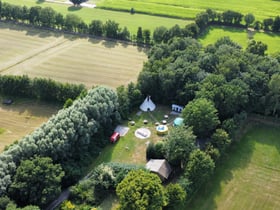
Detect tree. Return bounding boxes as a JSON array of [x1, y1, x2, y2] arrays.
[[164, 126, 196, 167], [153, 26, 168, 43], [211, 128, 231, 154], [39, 7, 56, 27], [266, 74, 280, 116], [164, 184, 186, 209], [103, 20, 120, 38], [69, 0, 84, 6], [136, 27, 144, 44], [263, 18, 273, 30], [246, 40, 267, 56], [143, 29, 151, 45], [89, 20, 103, 36], [9, 156, 64, 208], [272, 16, 280, 32], [185, 150, 215, 190], [244, 13, 255, 27], [116, 170, 165, 210], [195, 12, 209, 30], [182, 98, 220, 137]]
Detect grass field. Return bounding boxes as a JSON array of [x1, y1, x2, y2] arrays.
[[186, 124, 280, 210], [0, 97, 60, 152], [3, 0, 189, 35], [96, 0, 279, 20], [199, 26, 280, 54], [88, 105, 175, 169], [0, 22, 147, 88]]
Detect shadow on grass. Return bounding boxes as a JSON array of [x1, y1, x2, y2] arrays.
[[68, 5, 82, 11], [185, 123, 280, 210]]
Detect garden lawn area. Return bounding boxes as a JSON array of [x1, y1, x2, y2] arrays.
[[96, 0, 279, 20], [199, 26, 280, 54], [186, 124, 280, 210], [0, 22, 147, 88], [3, 0, 190, 35], [89, 105, 176, 169], [0, 97, 60, 152]]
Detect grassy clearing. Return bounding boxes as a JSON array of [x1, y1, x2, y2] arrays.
[[0, 96, 60, 152], [0, 22, 147, 88], [3, 0, 190, 35], [96, 0, 279, 20], [186, 124, 280, 210], [199, 26, 280, 54], [89, 105, 175, 169]]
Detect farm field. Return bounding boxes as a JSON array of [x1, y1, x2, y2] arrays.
[[0, 22, 147, 88], [199, 26, 280, 54], [0, 97, 60, 152], [95, 0, 279, 20], [186, 124, 280, 210], [3, 0, 189, 35]]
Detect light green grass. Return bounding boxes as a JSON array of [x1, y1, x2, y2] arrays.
[[96, 0, 279, 20], [3, 0, 190, 35], [0, 128, 5, 135], [199, 26, 280, 54], [0, 22, 147, 88], [186, 124, 280, 210]]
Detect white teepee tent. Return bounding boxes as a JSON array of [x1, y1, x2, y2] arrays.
[[140, 96, 156, 112]]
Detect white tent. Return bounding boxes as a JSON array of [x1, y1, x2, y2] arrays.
[[140, 96, 156, 112]]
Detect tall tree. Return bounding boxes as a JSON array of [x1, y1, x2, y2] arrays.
[[116, 170, 165, 210], [9, 156, 64, 208], [136, 26, 144, 44], [182, 98, 220, 137], [244, 13, 255, 27], [164, 126, 196, 167], [246, 40, 267, 56]]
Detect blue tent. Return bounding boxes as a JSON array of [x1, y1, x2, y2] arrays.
[[173, 117, 184, 126]]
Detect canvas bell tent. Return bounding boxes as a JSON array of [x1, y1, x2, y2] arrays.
[[140, 96, 156, 112]]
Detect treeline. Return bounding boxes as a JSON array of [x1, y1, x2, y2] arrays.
[[196, 9, 280, 31], [0, 75, 86, 103], [0, 86, 120, 208]]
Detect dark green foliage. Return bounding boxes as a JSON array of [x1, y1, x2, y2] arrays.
[[69, 0, 84, 6], [146, 141, 165, 160], [244, 13, 255, 27], [184, 150, 215, 192], [211, 129, 231, 154], [8, 156, 64, 208], [272, 16, 280, 32], [164, 126, 196, 167], [182, 98, 220, 138], [246, 40, 268, 56], [0, 196, 12, 209], [195, 12, 209, 30], [116, 170, 165, 210], [164, 184, 186, 210]]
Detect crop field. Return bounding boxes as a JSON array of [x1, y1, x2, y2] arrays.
[[199, 26, 280, 54], [0, 97, 60, 152], [0, 22, 147, 88], [96, 0, 279, 20], [3, 0, 189, 35], [186, 124, 280, 210]]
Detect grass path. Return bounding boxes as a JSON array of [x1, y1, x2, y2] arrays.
[[186, 124, 280, 210]]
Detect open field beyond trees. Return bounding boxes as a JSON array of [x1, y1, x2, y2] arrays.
[[0, 22, 147, 88], [0, 97, 60, 152], [95, 0, 278, 20], [2, 0, 190, 35], [186, 124, 280, 210], [199, 26, 280, 54]]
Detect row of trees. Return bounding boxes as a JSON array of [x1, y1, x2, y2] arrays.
[[196, 8, 280, 31], [0, 86, 121, 208], [0, 75, 86, 103]]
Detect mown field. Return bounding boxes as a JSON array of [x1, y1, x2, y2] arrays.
[[96, 0, 279, 20], [199, 26, 280, 54], [3, 0, 189, 35], [186, 124, 280, 210], [0, 22, 147, 88], [0, 97, 60, 152]]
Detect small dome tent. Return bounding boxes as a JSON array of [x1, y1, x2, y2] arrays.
[[140, 96, 156, 112]]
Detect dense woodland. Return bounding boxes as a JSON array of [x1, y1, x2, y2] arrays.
[[0, 1, 280, 209]]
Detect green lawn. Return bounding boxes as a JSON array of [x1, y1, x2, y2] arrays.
[[96, 0, 279, 20], [186, 124, 280, 210], [3, 0, 190, 35], [199, 26, 280, 54]]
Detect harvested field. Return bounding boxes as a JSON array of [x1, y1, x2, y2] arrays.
[[0, 98, 60, 152], [0, 22, 147, 88]]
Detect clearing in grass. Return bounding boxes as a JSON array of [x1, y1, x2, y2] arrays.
[[199, 26, 280, 54], [0, 97, 60, 152], [186, 123, 280, 210], [0, 22, 147, 88]]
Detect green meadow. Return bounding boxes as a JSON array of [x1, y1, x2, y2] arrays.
[[3, 0, 190, 35], [186, 124, 280, 210], [199, 26, 280, 54]]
